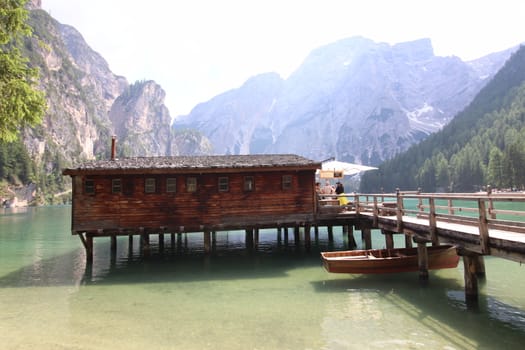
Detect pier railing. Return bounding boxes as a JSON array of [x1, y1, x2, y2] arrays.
[[353, 191, 525, 252]]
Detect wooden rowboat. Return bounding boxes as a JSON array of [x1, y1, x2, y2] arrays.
[[321, 245, 459, 274]]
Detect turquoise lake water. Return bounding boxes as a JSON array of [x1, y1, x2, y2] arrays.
[[1, 206, 525, 349]]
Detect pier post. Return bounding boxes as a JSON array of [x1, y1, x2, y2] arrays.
[[416, 242, 429, 281], [171, 233, 176, 249], [204, 230, 211, 253], [463, 255, 479, 303], [110, 235, 117, 254], [404, 234, 413, 248], [383, 230, 394, 249], [159, 233, 165, 251], [347, 225, 357, 249], [327, 226, 334, 242], [86, 234, 94, 264], [304, 225, 311, 249], [362, 228, 372, 249], [254, 228, 259, 249], [245, 229, 254, 250], [128, 234, 133, 255], [294, 226, 300, 245]]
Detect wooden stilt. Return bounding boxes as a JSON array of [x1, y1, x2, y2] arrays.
[[473, 255, 486, 278], [177, 233, 183, 247], [294, 226, 300, 244], [245, 229, 254, 250], [327, 226, 334, 242], [254, 228, 259, 249], [463, 255, 479, 303], [86, 234, 94, 264], [304, 225, 311, 249], [284, 227, 289, 245], [204, 230, 211, 253], [110, 235, 117, 253], [314, 225, 319, 238], [159, 233, 165, 251], [277, 227, 282, 244], [362, 228, 372, 249], [405, 234, 413, 248], [128, 234, 133, 255], [417, 242, 429, 281], [347, 226, 357, 249], [383, 229, 394, 249], [171, 233, 176, 248]]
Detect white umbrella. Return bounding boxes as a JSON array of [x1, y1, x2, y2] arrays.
[[319, 160, 378, 178]]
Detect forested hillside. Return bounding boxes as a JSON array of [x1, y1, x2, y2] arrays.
[[360, 45, 525, 193]]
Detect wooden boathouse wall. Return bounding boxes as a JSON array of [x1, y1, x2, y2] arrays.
[[63, 154, 321, 235]]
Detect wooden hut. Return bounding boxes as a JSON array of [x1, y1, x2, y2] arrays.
[[62, 153, 321, 238]]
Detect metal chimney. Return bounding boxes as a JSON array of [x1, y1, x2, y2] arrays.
[[111, 136, 117, 160]]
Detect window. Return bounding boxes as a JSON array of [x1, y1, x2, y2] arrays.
[[166, 178, 177, 193], [84, 179, 95, 194], [123, 179, 134, 196], [244, 176, 254, 191], [145, 178, 156, 193], [282, 175, 292, 190], [186, 177, 197, 192], [218, 177, 229, 192], [112, 178, 122, 193]]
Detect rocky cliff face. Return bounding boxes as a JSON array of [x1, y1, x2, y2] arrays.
[[174, 37, 515, 164], [3, 6, 210, 204]]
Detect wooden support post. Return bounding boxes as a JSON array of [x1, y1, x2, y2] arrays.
[[362, 228, 372, 250], [171, 233, 176, 248], [314, 225, 319, 238], [254, 228, 259, 249], [277, 227, 282, 244], [294, 226, 300, 244], [405, 234, 413, 248], [396, 189, 404, 232], [463, 255, 479, 303], [176, 232, 183, 251], [245, 229, 254, 250], [212, 231, 217, 250], [110, 235, 117, 254], [429, 197, 438, 245], [284, 227, 289, 245], [478, 199, 490, 254], [347, 225, 357, 249], [86, 234, 94, 264], [304, 225, 311, 249], [204, 230, 211, 253], [372, 196, 379, 226], [417, 242, 429, 281], [128, 234, 133, 255], [159, 233, 165, 251], [327, 226, 334, 242], [383, 229, 394, 249], [474, 255, 486, 278]]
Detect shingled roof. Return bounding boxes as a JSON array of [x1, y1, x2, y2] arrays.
[[63, 154, 321, 175]]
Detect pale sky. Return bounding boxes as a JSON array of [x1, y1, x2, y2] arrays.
[[42, 0, 524, 118]]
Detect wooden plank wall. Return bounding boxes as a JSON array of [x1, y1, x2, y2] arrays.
[[71, 170, 316, 233]]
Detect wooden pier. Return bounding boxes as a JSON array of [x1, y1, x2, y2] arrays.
[[62, 150, 525, 303], [325, 190, 525, 302]]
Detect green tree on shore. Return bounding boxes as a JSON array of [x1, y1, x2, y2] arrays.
[[0, 0, 46, 143]]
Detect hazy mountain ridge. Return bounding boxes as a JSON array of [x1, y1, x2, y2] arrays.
[[174, 37, 517, 164]]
